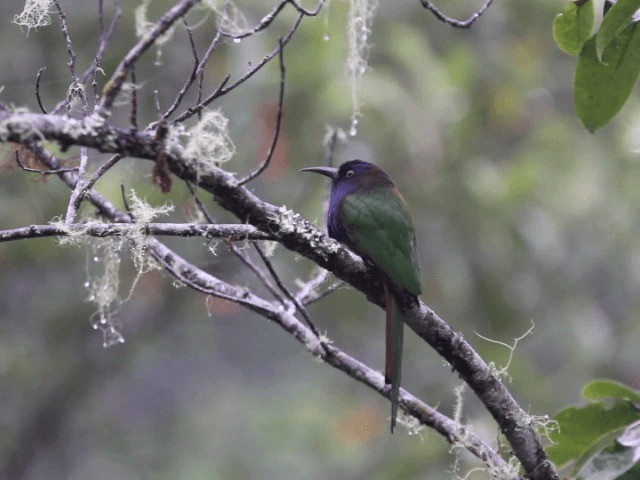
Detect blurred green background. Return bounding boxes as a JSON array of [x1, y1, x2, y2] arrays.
[[1, 0, 640, 478]]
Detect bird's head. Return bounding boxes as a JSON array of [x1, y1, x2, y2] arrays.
[[300, 160, 387, 186]]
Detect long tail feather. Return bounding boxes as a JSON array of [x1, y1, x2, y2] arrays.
[[384, 284, 404, 433]]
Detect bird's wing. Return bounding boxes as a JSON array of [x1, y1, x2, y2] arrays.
[[340, 186, 422, 295]]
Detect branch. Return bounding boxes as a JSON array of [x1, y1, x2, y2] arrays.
[[145, 237, 516, 476], [220, 0, 324, 40], [64, 146, 89, 223], [98, 0, 200, 116], [52, 0, 88, 114], [14, 150, 78, 175], [253, 241, 326, 345], [419, 0, 494, 28], [0, 223, 273, 243], [171, 13, 303, 124], [237, 37, 285, 185], [14, 140, 514, 475], [35, 67, 47, 114], [0, 110, 557, 480], [161, 22, 221, 120]]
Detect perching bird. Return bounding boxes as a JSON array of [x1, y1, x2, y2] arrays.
[[301, 160, 421, 433]]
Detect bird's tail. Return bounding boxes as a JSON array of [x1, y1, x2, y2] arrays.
[[384, 283, 404, 433]]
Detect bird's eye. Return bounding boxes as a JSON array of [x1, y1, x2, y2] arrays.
[[345, 170, 355, 178]]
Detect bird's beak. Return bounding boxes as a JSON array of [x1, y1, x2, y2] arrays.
[[299, 166, 338, 180]]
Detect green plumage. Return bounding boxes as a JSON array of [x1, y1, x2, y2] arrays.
[[340, 187, 421, 295], [341, 185, 421, 433], [300, 160, 422, 433]]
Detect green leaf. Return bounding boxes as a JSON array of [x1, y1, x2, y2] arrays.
[[596, 0, 640, 59], [574, 24, 640, 131], [583, 380, 640, 403], [547, 402, 640, 466], [575, 441, 639, 480], [553, 0, 595, 55]]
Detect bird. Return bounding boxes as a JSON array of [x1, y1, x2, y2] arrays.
[[301, 159, 421, 433]]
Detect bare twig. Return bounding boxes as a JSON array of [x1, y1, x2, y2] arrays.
[[183, 180, 285, 302], [296, 268, 330, 304], [98, 0, 105, 37], [50, 5, 122, 115], [153, 90, 162, 119], [162, 25, 222, 120], [302, 279, 345, 306], [253, 241, 326, 345], [76, 154, 123, 201], [35, 67, 47, 114], [318, 127, 343, 222], [64, 146, 89, 223], [311, 281, 344, 304], [14, 151, 78, 175], [221, 0, 325, 40], [129, 68, 139, 130], [52, 0, 89, 115], [237, 37, 286, 185], [91, 0, 118, 105], [0, 223, 273, 243], [98, 0, 200, 116], [234, 244, 287, 303], [419, 0, 494, 28], [120, 183, 132, 218], [172, 13, 303, 124]]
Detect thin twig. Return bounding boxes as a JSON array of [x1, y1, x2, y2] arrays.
[[120, 183, 132, 218], [98, 0, 105, 38], [172, 13, 303, 124], [50, 5, 122, 115], [0, 223, 273, 243], [221, 0, 324, 39], [419, 0, 494, 28], [233, 244, 287, 303], [14, 151, 78, 175], [153, 90, 162, 119], [92, 0, 107, 106], [162, 25, 222, 120], [183, 16, 200, 63], [35, 67, 47, 114], [253, 241, 326, 346], [183, 181, 285, 303], [64, 147, 89, 223], [129, 68, 138, 130], [52, 0, 89, 115], [98, 0, 199, 116], [75, 154, 123, 202], [303, 279, 345, 306], [306, 280, 345, 305], [296, 268, 330, 304], [237, 37, 285, 185]]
